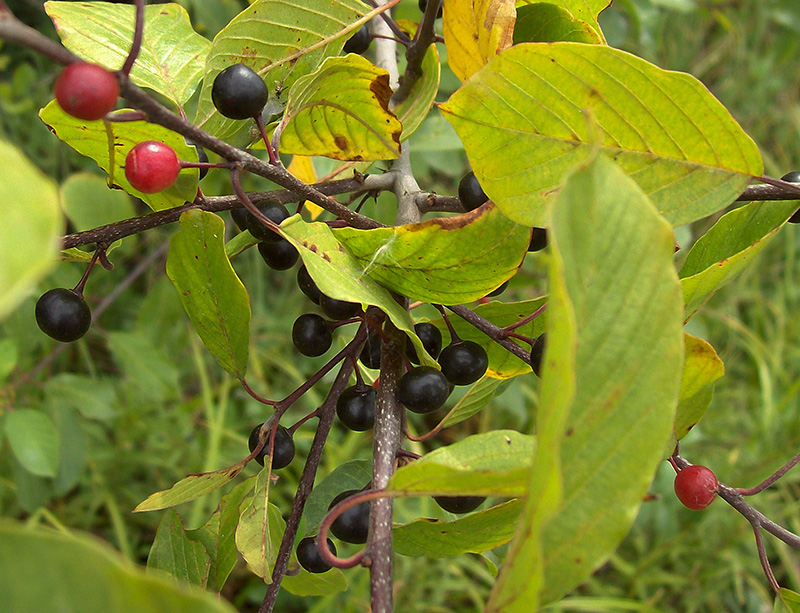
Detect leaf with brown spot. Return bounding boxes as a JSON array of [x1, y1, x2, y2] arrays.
[[333, 204, 530, 304], [277, 55, 402, 160]]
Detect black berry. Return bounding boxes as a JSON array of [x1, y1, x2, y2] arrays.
[[319, 293, 361, 320], [458, 171, 489, 212], [292, 313, 333, 356], [528, 227, 547, 252], [211, 63, 268, 120], [185, 139, 209, 180], [54, 62, 118, 121], [35, 288, 92, 343], [336, 385, 376, 431], [343, 25, 371, 55], [258, 239, 299, 271], [398, 366, 450, 413], [246, 203, 290, 242], [296, 536, 336, 573], [329, 490, 370, 544], [406, 322, 443, 364], [248, 424, 295, 469], [438, 340, 488, 386], [781, 172, 800, 224], [231, 207, 249, 231], [434, 495, 485, 514], [529, 333, 546, 377], [359, 331, 382, 369], [418, 0, 443, 18], [297, 265, 322, 304]]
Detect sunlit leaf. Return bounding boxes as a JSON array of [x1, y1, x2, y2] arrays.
[[516, 0, 611, 36], [673, 334, 724, 441], [236, 469, 280, 580], [134, 465, 245, 512], [513, 3, 602, 44]]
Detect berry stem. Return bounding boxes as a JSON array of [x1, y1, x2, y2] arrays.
[[737, 450, 800, 496], [503, 302, 548, 333], [752, 525, 780, 593], [363, 0, 411, 45], [288, 410, 319, 434], [73, 245, 105, 295], [239, 378, 277, 406], [230, 167, 282, 239], [120, 0, 145, 77], [447, 304, 531, 363], [435, 304, 460, 343], [255, 113, 280, 165]]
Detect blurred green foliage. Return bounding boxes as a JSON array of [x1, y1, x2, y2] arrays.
[[1, 0, 800, 611]]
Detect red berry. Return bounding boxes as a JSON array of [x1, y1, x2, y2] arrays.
[[674, 464, 718, 510], [124, 141, 180, 193], [54, 62, 119, 121]]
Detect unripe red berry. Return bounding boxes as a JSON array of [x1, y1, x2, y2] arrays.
[[674, 464, 718, 510], [54, 62, 119, 121], [125, 141, 180, 193]]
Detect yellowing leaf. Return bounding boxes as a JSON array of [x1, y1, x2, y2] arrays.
[[278, 55, 401, 161], [443, 0, 517, 83], [287, 156, 323, 219], [673, 334, 724, 441]]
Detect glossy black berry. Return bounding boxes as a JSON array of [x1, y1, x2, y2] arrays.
[[458, 171, 489, 212], [184, 139, 209, 181], [434, 495, 485, 514], [296, 536, 336, 573], [486, 280, 509, 298], [418, 0, 443, 18], [359, 332, 382, 369], [528, 227, 547, 252], [781, 172, 800, 224], [336, 385, 376, 431], [211, 63, 268, 120], [343, 25, 371, 55], [231, 207, 249, 231], [529, 333, 546, 377], [248, 424, 295, 469], [319, 294, 361, 320], [438, 340, 489, 386], [246, 203, 290, 242], [297, 265, 322, 305], [406, 322, 443, 365], [329, 490, 370, 544], [292, 314, 333, 357], [258, 239, 299, 271], [35, 288, 92, 342], [398, 366, 450, 413]]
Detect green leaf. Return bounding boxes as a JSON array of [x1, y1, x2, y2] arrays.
[[134, 465, 245, 512], [235, 469, 280, 580], [45, 374, 118, 421], [107, 331, 180, 403], [679, 200, 798, 319], [0, 338, 18, 381], [60, 173, 136, 232], [302, 459, 372, 535], [498, 155, 684, 608], [393, 499, 522, 557], [440, 377, 512, 428], [278, 55, 401, 161], [673, 334, 724, 441], [0, 139, 61, 321], [167, 210, 250, 377], [46, 2, 210, 105], [282, 564, 347, 596], [212, 477, 255, 591], [194, 0, 367, 147], [779, 589, 800, 613], [52, 406, 89, 496], [279, 215, 429, 362], [39, 102, 199, 211], [394, 37, 440, 142], [147, 510, 211, 587], [513, 3, 603, 44], [517, 0, 612, 35], [0, 520, 236, 613], [333, 205, 530, 304], [440, 43, 763, 228], [4, 409, 60, 478], [225, 229, 258, 259], [387, 430, 536, 497]]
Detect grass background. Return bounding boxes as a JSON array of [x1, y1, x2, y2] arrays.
[[2, 0, 800, 611]]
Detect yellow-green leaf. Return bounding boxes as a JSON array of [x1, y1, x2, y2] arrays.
[[443, 0, 516, 83], [513, 2, 603, 44], [0, 140, 61, 320], [673, 334, 724, 441], [333, 204, 530, 304], [440, 43, 763, 228], [235, 469, 281, 580], [39, 102, 199, 211], [517, 0, 611, 37], [394, 33, 441, 141], [134, 465, 244, 512], [278, 55, 401, 161]]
